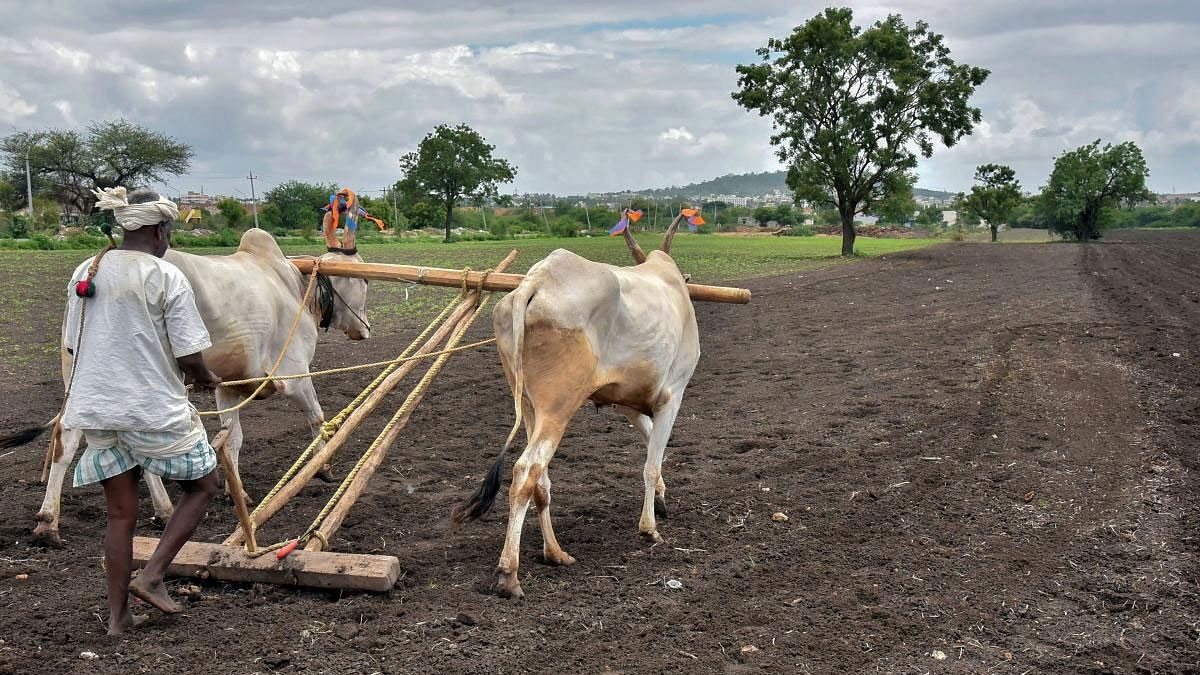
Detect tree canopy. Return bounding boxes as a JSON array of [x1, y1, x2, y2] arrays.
[[963, 164, 1022, 241], [732, 7, 989, 254], [262, 180, 336, 234], [1037, 140, 1151, 241], [216, 197, 247, 230], [397, 124, 516, 242], [1, 119, 192, 217]]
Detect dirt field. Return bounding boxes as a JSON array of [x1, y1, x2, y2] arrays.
[[0, 231, 1197, 673]]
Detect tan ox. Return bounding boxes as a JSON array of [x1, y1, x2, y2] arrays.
[[453, 212, 700, 599], [27, 229, 370, 546]]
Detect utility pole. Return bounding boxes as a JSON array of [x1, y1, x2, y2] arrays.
[[246, 170, 260, 228], [24, 147, 33, 218], [479, 196, 487, 230], [391, 186, 399, 231]]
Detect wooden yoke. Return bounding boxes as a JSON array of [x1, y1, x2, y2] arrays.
[[289, 259, 752, 304]]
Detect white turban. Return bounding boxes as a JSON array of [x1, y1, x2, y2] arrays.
[[92, 186, 180, 231]]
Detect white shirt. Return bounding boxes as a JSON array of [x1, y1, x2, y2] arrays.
[[61, 250, 212, 432]]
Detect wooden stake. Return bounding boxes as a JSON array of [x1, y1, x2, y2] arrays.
[[291, 258, 751, 304], [224, 250, 519, 546], [211, 426, 256, 552]]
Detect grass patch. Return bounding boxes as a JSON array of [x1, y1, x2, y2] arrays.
[[0, 234, 939, 361]]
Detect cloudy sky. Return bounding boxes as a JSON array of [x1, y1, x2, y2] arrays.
[[1, 1, 1196, 199]]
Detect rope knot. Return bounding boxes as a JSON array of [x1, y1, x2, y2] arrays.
[[459, 266, 472, 296]]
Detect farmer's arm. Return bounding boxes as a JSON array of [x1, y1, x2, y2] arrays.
[[163, 273, 219, 389], [176, 351, 221, 389]]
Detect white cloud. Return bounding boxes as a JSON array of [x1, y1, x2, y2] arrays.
[[660, 127, 695, 142], [2, 1, 1196, 196], [0, 81, 36, 123], [33, 39, 91, 73], [254, 50, 302, 81], [52, 99, 75, 125]]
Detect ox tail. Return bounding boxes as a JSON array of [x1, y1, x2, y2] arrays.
[[451, 447, 508, 526], [451, 285, 534, 526], [0, 417, 56, 450]]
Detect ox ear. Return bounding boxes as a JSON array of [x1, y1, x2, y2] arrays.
[[661, 212, 685, 255], [622, 224, 647, 264]]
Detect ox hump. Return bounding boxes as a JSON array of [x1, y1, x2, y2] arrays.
[[237, 228, 287, 260]]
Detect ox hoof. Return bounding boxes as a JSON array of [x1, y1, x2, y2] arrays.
[[654, 494, 668, 519], [543, 549, 576, 567], [31, 523, 63, 548], [640, 530, 664, 544], [493, 571, 524, 600], [316, 465, 336, 483]]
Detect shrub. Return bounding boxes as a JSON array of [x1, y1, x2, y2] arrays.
[[777, 224, 815, 237], [172, 228, 241, 248]]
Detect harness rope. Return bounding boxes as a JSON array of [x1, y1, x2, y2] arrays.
[[239, 269, 495, 556], [196, 259, 322, 418], [213, 267, 499, 389], [216, 337, 497, 387], [43, 244, 116, 480], [243, 288, 467, 527]]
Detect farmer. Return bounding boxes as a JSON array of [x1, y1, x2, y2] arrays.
[[63, 187, 222, 634]]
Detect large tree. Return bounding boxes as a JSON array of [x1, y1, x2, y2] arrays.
[[216, 197, 247, 230], [732, 7, 989, 255], [1, 119, 192, 217], [397, 124, 516, 242], [262, 180, 337, 234], [873, 173, 917, 225], [962, 164, 1022, 241], [1037, 140, 1152, 241]]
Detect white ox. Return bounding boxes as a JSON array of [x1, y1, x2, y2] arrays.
[[452, 213, 699, 599], [27, 229, 370, 546]]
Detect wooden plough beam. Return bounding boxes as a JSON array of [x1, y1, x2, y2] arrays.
[[132, 251, 520, 592], [291, 258, 752, 304]]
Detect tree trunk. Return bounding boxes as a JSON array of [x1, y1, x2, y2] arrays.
[[443, 200, 454, 243], [840, 211, 856, 256], [990, 224, 998, 242]]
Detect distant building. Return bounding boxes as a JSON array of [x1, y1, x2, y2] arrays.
[[942, 210, 958, 225], [1158, 192, 1200, 206], [180, 191, 215, 208], [737, 216, 759, 226]]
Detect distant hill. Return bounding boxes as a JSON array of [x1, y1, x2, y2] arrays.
[[636, 171, 789, 198], [630, 170, 956, 201], [914, 187, 957, 200]]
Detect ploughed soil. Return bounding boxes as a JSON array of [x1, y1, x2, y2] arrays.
[[0, 230, 1197, 673]]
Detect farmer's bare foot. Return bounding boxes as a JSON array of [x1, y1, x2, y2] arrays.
[[108, 609, 149, 635], [129, 576, 181, 614]]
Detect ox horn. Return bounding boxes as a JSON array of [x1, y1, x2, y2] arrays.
[[661, 211, 686, 255], [621, 210, 648, 264]]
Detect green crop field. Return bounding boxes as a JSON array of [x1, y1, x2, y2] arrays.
[[0, 234, 939, 343]]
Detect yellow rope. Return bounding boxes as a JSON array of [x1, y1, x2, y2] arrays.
[[297, 291, 495, 552], [246, 279, 497, 557], [244, 289, 466, 525], [197, 261, 322, 418], [216, 336, 497, 387]]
